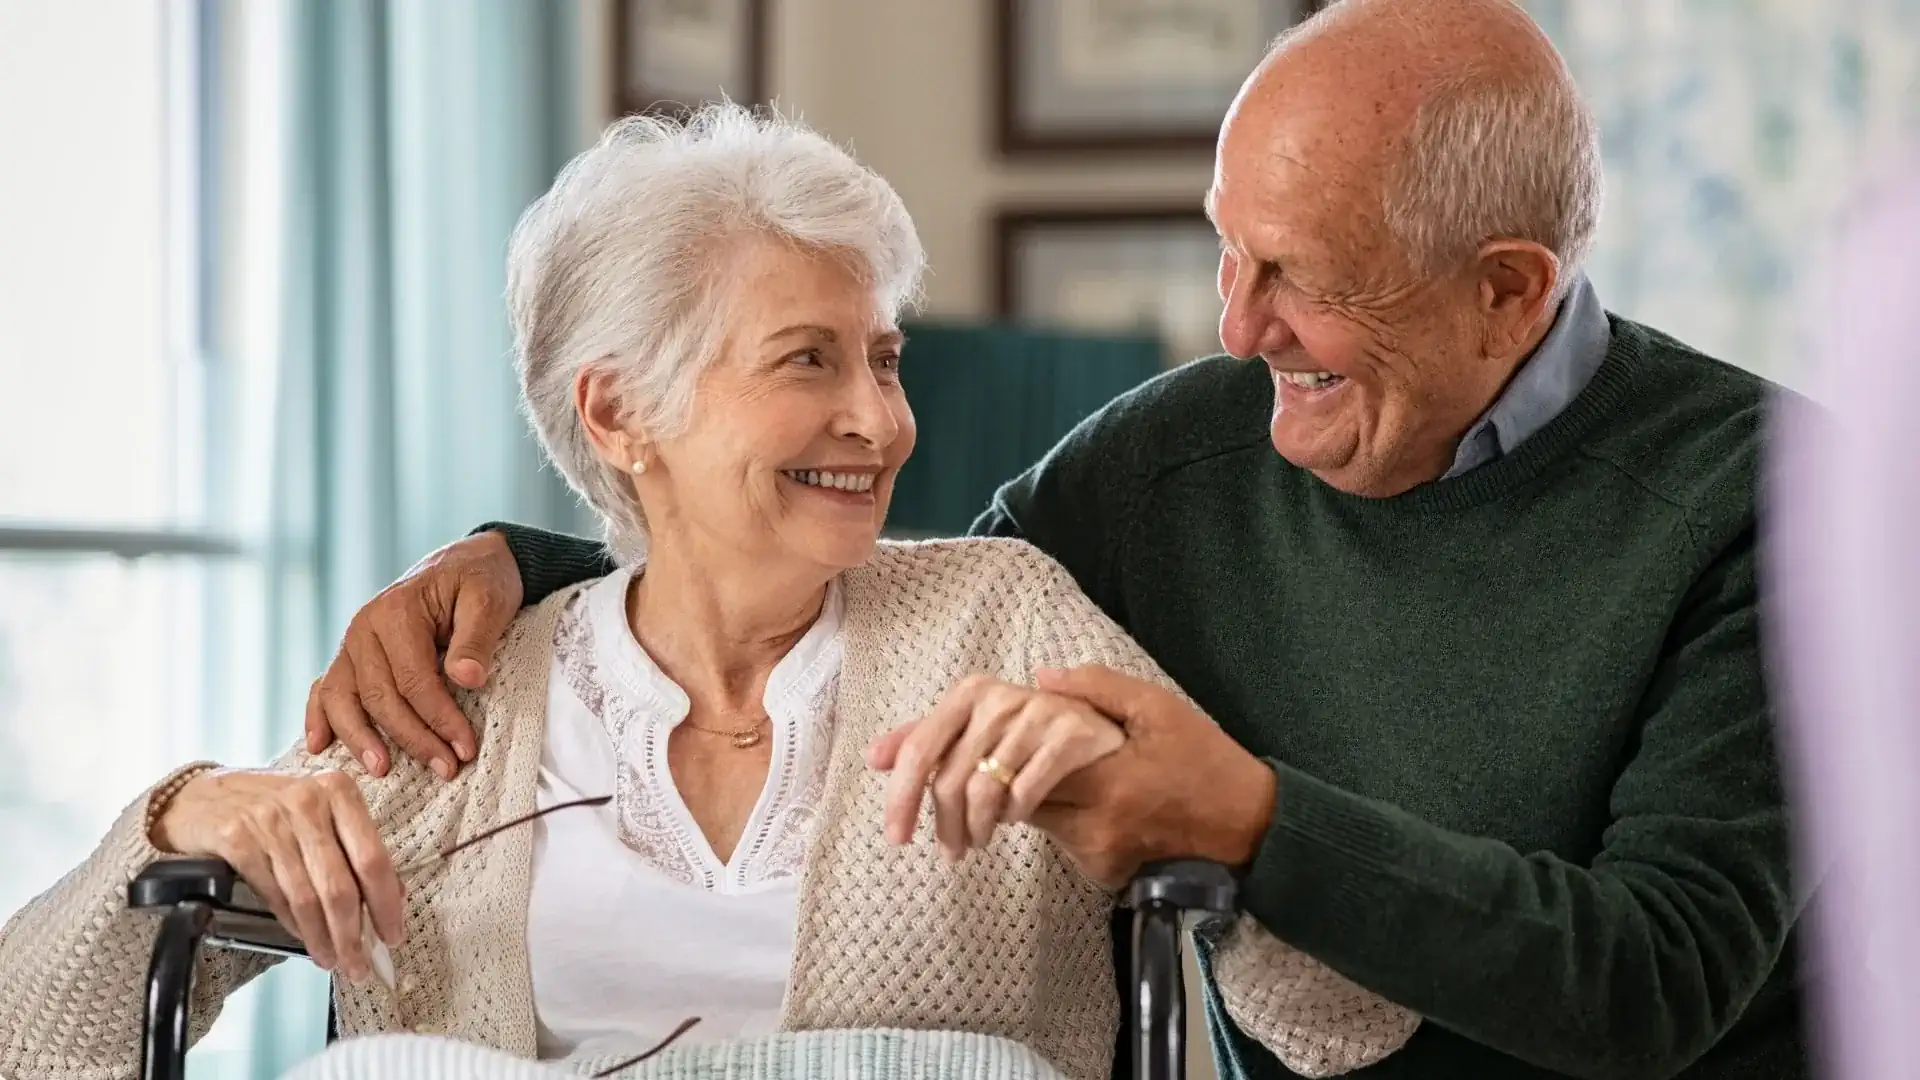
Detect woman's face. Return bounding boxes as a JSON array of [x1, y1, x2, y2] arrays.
[[633, 241, 915, 575]]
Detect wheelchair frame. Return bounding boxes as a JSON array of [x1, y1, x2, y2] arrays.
[[129, 856, 1236, 1080]]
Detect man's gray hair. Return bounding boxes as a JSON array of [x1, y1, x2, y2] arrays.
[[1386, 63, 1605, 299], [506, 104, 926, 563], [1278, 4, 1605, 299]]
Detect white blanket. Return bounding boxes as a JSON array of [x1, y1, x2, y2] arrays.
[[280, 1029, 1073, 1080]]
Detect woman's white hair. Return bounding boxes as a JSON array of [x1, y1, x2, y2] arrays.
[[506, 103, 926, 564]]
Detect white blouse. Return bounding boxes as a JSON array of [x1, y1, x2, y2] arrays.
[[526, 566, 844, 1062]]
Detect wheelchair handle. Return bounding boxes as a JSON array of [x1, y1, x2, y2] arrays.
[[1129, 859, 1239, 1080], [141, 900, 213, 1080]]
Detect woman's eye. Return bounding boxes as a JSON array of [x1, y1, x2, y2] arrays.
[[872, 351, 901, 373], [789, 348, 826, 367]]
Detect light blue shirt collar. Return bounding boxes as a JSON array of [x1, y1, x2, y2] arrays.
[[1443, 275, 1611, 479]]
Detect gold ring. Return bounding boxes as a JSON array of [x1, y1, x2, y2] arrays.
[[976, 756, 1017, 787]]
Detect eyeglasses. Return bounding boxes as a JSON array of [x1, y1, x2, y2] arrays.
[[218, 796, 625, 961], [360, 793, 618, 988], [394, 793, 614, 875], [590, 1016, 703, 1078], [366, 795, 704, 1075]]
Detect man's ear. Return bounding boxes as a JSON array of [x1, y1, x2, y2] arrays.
[[1474, 240, 1559, 358]]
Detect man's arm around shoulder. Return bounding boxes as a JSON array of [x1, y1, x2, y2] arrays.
[[471, 520, 617, 606]]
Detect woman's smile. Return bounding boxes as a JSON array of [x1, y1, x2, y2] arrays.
[[779, 467, 882, 512], [780, 467, 877, 494]]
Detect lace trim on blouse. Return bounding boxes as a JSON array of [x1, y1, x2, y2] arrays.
[[551, 567, 843, 893]]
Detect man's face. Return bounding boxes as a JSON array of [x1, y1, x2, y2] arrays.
[[1208, 102, 1515, 498]]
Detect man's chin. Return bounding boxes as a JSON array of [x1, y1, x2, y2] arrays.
[[1269, 421, 1351, 475]]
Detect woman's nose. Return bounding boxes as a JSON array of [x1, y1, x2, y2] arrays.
[[835, 370, 899, 449]]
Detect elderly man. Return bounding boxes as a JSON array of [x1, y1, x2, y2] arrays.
[[308, 1, 1804, 1077]]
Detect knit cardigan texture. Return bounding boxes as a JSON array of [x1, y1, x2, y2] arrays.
[[0, 539, 1418, 1080]]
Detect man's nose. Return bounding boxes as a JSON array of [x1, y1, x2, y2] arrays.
[[1219, 277, 1295, 360]]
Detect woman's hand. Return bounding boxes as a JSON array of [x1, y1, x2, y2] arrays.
[[870, 675, 1125, 859], [150, 770, 405, 981]]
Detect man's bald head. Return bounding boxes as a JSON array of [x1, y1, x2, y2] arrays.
[[1222, 0, 1602, 291], [1205, 0, 1605, 499], [1271, 0, 1562, 100]]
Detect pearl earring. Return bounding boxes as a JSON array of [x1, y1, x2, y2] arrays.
[[630, 459, 646, 475]]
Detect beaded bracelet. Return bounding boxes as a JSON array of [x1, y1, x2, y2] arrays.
[[144, 762, 222, 848]]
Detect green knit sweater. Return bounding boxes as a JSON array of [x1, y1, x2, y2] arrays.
[[490, 317, 1805, 1080]]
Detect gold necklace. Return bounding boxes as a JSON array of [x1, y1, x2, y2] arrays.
[[681, 714, 770, 750]]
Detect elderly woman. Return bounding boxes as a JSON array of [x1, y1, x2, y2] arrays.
[[0, 106, 1415, 1080]]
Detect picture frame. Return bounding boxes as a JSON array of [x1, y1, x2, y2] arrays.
[[994, 208, 1225, 366], [994, 0, 1326, 155], [613, 0, 767, 117]]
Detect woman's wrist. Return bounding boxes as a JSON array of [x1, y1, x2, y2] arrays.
[[145, 763, 222, 853]]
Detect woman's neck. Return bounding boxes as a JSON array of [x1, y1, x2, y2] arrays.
[[624, 543, 829, 712]]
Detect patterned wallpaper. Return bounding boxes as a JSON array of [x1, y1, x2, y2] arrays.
[[1525, 0, 1920, 387]]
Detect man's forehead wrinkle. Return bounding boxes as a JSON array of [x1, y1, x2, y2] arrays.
[[1265, 146, 1321, 177]]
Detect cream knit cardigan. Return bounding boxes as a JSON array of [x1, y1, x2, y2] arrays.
[[0, 539, 1418, 1080]]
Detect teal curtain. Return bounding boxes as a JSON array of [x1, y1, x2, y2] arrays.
[[890, 323, 1165, 537], [241, 2, 589, 1075]]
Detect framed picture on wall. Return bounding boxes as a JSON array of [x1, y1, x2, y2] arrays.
[[995, 0, 1325, 154], [614, 0, 767, 117], [994, 208, 1225, 366]]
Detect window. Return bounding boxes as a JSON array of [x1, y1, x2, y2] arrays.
[[1, 2, 294, 1075]]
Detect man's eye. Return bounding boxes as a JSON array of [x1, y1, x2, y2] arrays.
[[873, 352, 901, 372], [789, 348, 825, 367], [1221, 243, 1282, 288]]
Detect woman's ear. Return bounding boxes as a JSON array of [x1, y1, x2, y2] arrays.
[[574, 362, 648, 473]]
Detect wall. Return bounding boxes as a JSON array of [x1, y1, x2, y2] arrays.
[[580, 0, 1214, 318]]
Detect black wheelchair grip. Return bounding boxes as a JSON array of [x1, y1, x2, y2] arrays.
[[128, 856, 237, 911], [1129, 859, 1239, 1080], [143, 900, 213, 1080]]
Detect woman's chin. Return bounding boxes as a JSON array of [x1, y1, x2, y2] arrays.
[[786, 523, 883, 571]]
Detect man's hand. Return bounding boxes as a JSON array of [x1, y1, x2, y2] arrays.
[[304, 531, 523, 779], [1028, 664, 1278, 888]]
